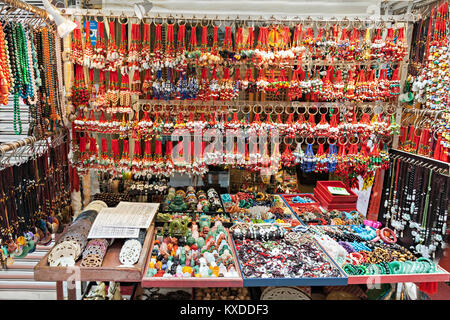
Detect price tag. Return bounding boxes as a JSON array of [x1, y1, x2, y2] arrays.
[[328, 186, 350, 196]]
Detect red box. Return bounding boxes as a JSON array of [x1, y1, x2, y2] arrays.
[[314, 187, 357, 211], [280, 194, 320, 207], [316, 181, 358, 204]]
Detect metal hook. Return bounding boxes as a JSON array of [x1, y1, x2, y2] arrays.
[[94, 10, 104, 23]]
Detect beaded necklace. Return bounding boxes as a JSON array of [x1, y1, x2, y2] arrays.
[[11, 22, 32, 134], [0, 21, 11, 105], [25, 28, 37, 105], [54, 33, 65, 124], [42, 28, 59, 126], [33, 29, 45, 136]]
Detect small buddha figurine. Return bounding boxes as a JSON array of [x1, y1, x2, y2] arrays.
[[169, 195, 188, 212]]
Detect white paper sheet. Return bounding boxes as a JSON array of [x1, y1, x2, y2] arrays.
[[87, 225, 140, 239], [87, 203, 159, 238], [113, 202, 160, 228]]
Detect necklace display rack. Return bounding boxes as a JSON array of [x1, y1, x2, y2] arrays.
[[0, 128, 71, 269], [380, 148, 449, 263], [406, 1, 449, 163], [0, 0, 66, 138]]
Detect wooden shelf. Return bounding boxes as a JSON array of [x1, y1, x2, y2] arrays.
[[33, 225, 155, 283]]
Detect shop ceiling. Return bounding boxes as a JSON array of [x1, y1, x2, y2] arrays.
[[81, 0, 434, 18]]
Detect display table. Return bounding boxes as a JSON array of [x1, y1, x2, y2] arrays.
[[33, 225, 155, 299]]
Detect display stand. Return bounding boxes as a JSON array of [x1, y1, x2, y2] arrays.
[[141, 230, 243, 288], [34, 225, 155, 300]]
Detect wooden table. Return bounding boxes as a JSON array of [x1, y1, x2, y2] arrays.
[[34, 225, 155, 300]]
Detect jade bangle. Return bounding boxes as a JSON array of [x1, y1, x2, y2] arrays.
[[404, 261, 414, 274], [367, 264, 376, 275], [358, 265, 367, 275], [372, 263, 381, 274], [418, 262, 425, 273], [396, 261, 404, 274], [409, 262, 417, 274], [417, 257, 435, 273], [416, 261, 426, 273], [390, 261, 401, 274], [387, 262, 396, 275], [419, 262, 427, 273]]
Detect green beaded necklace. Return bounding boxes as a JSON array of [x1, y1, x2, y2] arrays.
[[11, 23, 31, 134]]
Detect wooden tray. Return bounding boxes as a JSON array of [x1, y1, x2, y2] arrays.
[[33, 225, 155, 283], [141, 230, 243, 288]]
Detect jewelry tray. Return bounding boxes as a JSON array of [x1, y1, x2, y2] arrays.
[[141, 229, 243, 288], [229, 234, 349, 287]]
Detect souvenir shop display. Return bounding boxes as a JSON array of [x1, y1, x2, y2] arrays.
[[35, 199, 154, 283], [230, 224, 346, 286], [310, 225, 448, 279], [221, 192, 302, 226], [0, 131, 71, 268], [3, 0, 450, 301]]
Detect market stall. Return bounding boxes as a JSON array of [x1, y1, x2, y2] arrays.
[[0, 0, 449, 301]]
